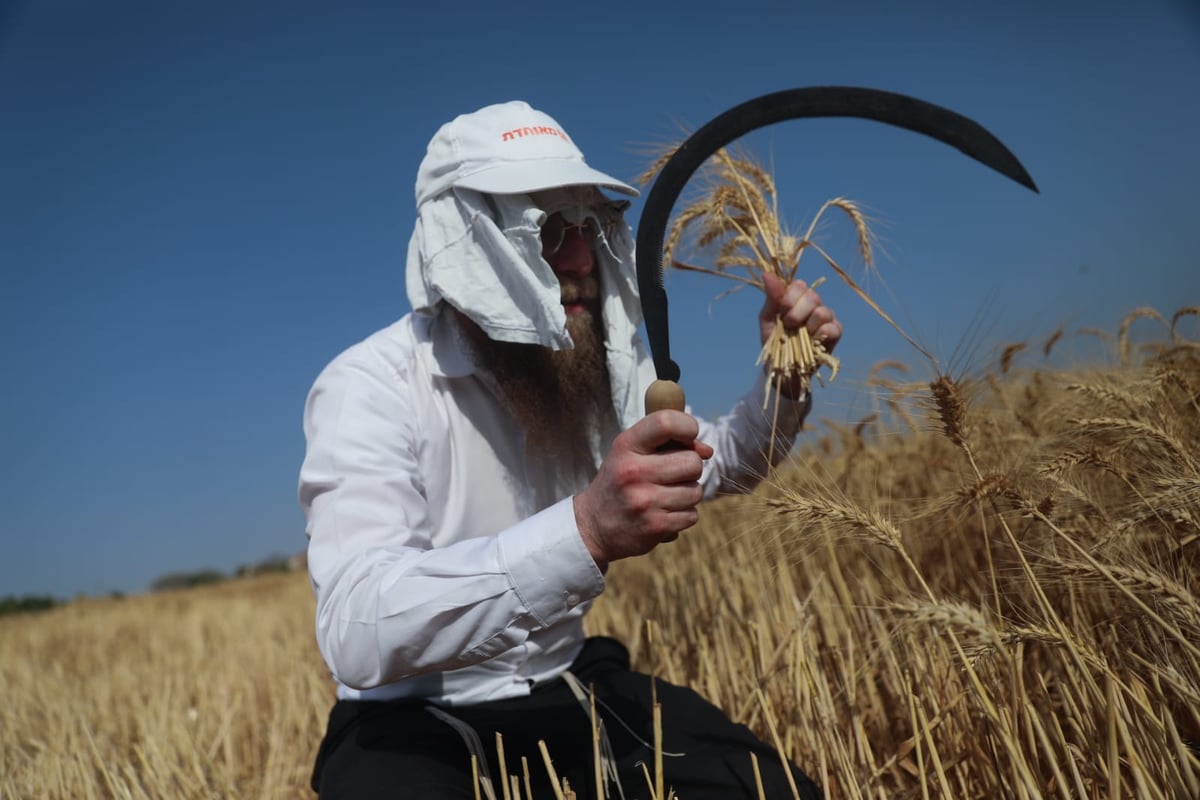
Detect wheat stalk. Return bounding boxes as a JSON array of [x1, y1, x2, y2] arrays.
[[640, 146, 887, 405]]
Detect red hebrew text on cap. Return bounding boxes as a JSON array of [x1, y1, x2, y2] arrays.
[[500, 126, 571, 143]]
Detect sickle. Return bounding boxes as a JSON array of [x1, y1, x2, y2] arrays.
[[636, 86, 1039, 414]]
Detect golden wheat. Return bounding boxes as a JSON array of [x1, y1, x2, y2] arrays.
[[3, 311, 1198, 798]]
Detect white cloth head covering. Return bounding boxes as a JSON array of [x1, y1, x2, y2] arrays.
[[406, 187, 640, 345], [406, 102, 648, 428]]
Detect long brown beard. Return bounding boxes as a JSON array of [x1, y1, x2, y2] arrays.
[[454, 288, 616, 472]]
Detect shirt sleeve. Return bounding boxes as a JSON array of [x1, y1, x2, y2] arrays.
[[695, 370, 813, 498], [299, 349, 605, 690]]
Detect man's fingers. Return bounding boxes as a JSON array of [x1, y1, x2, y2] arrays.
[[804, 305, 836, 336], [780, 285, 821, 331], [659, 508, 701, 543], [650, 450, 705, 484], [764, 279, 842, 353], [664, 509, 700, 537], [655, 508, 702, 542], [813, 318, 843, 351], [632, 410, 702, 454], [660, 482, 704, 512]]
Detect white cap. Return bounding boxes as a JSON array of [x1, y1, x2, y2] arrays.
[[415, 101, 639, 207]]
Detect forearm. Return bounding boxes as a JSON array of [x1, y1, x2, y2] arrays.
[[697, 371, 812, 497], [307, 497, 604, 689]]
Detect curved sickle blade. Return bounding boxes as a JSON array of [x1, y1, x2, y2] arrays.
[[636, 85, 1039, 383]]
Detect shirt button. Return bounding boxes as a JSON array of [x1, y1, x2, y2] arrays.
[[566, 594, 580, 607]]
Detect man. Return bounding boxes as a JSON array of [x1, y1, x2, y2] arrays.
[[299, 101, 839, 799]]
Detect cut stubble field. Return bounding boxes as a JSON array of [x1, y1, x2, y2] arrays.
[[3, 312, 1198, 799]]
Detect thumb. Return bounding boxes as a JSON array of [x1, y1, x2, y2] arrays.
[[631, 410, 701, 454], [760, 272, 785, 321]]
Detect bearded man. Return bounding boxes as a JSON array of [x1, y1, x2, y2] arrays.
[[299, 101, 839, 799]]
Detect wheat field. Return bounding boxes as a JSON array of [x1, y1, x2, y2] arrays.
[[2, 313, 1197, 799]]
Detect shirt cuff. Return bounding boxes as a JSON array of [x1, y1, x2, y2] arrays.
[[496, 497, 605, 628], [747, 370, 812, 434]]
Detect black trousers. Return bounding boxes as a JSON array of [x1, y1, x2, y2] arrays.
[[311, 637, 821, 799]]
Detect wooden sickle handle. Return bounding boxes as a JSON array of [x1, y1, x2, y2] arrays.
[[645, 379, 686, 414]]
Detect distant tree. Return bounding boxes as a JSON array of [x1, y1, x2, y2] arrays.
[[150, 569, 226, 592], [235, 554, 294, 578], [254, 554, 293, 574], [0, 595, 60, 617]]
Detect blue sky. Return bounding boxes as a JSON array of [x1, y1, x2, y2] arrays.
[[2, 1, 1197, 598]]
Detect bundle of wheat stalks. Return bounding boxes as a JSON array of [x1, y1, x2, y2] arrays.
[[639, 146, 919, 407]]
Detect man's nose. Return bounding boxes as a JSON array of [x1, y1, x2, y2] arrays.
[[547, 226, 595, 277]]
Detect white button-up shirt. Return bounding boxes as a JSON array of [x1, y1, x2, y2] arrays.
[[299, 311, 807, 706]]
